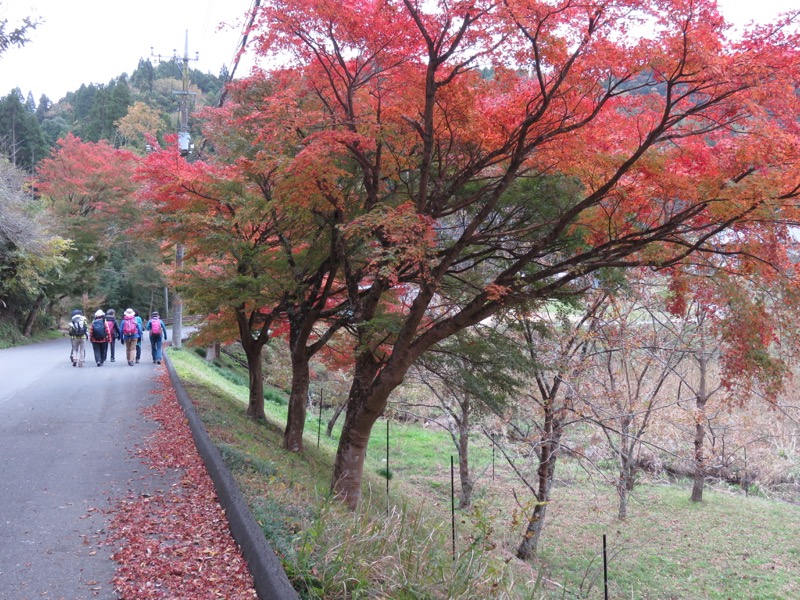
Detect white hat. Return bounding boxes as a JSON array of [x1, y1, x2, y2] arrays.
[[124, 308, 135, 317], [94, 310, 105, 318]]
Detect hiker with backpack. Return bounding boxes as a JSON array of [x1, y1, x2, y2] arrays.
[[120, 308, 142, 366], [105, 309, 121, 362], [89, 310, 110, 366], [134, 309, 143, 364], [145, 311, 168, 365], [68, 309, 88, 367]]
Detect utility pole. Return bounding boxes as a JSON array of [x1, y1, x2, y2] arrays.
[[153, 31, 198, 349]]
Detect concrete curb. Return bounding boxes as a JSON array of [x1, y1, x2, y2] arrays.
[[163, 353, 299, 600]]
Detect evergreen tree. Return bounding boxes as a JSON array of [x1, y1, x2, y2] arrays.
[[70, 84, 97, 123], [0, 91, 47, 171], [35, 94, 50, 123], [78, 84, 106, 142], [25, 91, 35, 113], [189, 69, 222, 94], [131, 58, 155, 93], [80, 78, 132, 143], [154, 59, 181, 80], [40, 115, 69, 147]]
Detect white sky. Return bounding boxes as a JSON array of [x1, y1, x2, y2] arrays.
[[0, 0, 255, 102], [0, 0, 797, 103]]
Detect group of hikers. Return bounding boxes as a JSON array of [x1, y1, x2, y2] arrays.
[[67, 308, 167, 368]]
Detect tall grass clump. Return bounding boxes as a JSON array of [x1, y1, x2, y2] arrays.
[[286, 494, 522, 600]]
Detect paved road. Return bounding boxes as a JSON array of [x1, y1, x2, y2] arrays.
[[0, 336, 170, 600]]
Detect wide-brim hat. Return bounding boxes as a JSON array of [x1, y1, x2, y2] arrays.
[[94, 309, 105, 318], [124, 308, 135, 317]]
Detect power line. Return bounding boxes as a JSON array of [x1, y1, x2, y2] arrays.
[[219, 0, 260, 106]]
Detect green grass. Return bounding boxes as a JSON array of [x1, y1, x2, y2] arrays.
[[0, 320, 62, 349], [527, 483, 800, 599], [167, 347, 800, 599]]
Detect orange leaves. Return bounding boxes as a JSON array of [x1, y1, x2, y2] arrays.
[[131, 0, 800, 411], [37, 133, 139, 220], [484, 283, 512, 302], [342, 202, 436, 284]]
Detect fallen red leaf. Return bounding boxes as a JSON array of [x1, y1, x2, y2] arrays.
[[103, 371, 258, 599]]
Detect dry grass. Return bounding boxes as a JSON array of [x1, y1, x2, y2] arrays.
[[170, 348, 800, 599]]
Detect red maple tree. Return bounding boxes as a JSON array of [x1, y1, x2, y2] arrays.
[[243, 0, 800, 508]]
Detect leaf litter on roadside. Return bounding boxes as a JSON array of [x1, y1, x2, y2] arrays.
[[104, 371, 257, 599]]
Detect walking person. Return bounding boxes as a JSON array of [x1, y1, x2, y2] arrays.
[[105, 309, 121, 362], [133, 310, 143, 364], [120, 308, 142, 366], [89, 310, 110, 366], [145, 311, 167, 364], [67, 309, 88, 367]]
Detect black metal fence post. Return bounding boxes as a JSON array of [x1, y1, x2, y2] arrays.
[[451, 455, 456, 560], [603, 534, 609, 600], [317, 389, 322, 448]]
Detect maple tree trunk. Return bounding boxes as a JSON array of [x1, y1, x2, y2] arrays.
[[618, 453, 634, 519], [243, 344, 266, 420], [22, 292, 45, 337], [618, 484, 629, 520], [326, 402, 345, 437], [457, 402, 472, 508], [283, 348, 310, 452], [331, 407, 373, 509], [331, 352, 389, 509], [457, 424, 472, 509], [691, 403, 707, 503], [517, 397, 563, 561], [691, 355, 710, 503], [205, 341, 221, 362], [236, 307, 272, 421], [516, 435, 560, 561], [284, 308, 322, 452], [617, 417, 635, 519]]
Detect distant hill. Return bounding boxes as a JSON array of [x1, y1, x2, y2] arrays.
[[0, 57, 227, 170]]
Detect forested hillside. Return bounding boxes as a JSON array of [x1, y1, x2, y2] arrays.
[[0, 58, 226, 167], [0, 56, 226, 341]]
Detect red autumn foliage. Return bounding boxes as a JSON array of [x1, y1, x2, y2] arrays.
[[245, 0, 800, 508], [37, 133, 139, 222], [104, 372, 257, 599]]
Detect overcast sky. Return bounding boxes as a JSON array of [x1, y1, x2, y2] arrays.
[[0, 0, 254, 101], [0, 0, 797, 103]]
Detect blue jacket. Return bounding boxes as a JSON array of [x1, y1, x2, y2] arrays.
[[145, 318, 167, 340], [120, 315, 142, 341]]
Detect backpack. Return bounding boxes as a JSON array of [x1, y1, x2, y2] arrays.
[[91, 318, 106, 340], [69, 316, 87, 337], [149, 318, 162, 336], [122, 316, 138, 336]]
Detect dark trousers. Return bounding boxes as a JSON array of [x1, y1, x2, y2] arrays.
[[109, 337, 116, 360], [91, 342, 108, 365]]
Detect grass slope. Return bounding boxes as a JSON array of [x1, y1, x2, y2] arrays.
[[168, 348, 800, 599]]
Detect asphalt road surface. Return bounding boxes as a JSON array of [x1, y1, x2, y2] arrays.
[[0, 336, 171, 599]]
